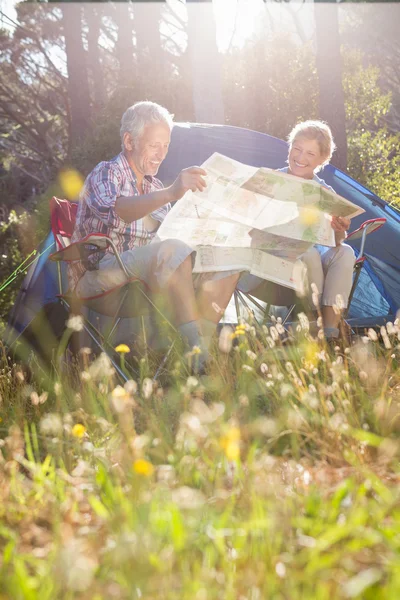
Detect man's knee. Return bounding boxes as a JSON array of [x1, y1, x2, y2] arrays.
[[158, 239, 193, 263]]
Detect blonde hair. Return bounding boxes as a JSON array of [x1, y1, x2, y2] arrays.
[[288, 120, 336, 171]]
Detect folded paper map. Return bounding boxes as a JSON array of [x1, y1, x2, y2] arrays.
[[155, 153, 364, 289]]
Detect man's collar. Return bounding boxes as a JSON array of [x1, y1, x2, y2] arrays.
[[119, 152, 154, 183]]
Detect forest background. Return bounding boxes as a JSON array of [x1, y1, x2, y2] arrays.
[[0, 0, 400, 330]]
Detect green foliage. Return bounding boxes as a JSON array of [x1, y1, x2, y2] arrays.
[[343, 49, 400, 209], [1, 321, 400, 598], [0, 212, 32, 335], [223, 35, 318, 139]]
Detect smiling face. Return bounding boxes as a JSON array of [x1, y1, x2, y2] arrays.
[[288, 136, 327, 180], [123, 122, 171, 183]]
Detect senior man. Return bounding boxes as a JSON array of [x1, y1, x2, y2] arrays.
[[68, 101, 240, 363]]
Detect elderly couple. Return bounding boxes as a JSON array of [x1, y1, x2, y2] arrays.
[[69, 101, 354, 362]]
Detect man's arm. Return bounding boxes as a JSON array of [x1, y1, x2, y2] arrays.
[[115, 167, 207, 223]]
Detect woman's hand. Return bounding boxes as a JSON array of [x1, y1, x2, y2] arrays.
[[332, 216, 351, 245], [331, 216, 351, 233]]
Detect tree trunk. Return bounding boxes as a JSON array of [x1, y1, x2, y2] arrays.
[[314, 1, 347, 171], [186, 0, 225, 124], [84, 4, 105, 113], [114, 4, 135, 87], [62, 3, 92, 149]]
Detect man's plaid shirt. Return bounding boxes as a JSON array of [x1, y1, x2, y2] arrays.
[[68, 152, 170, 290]]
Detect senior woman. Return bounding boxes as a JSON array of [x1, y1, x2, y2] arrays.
[[238, 120, 355, 338]]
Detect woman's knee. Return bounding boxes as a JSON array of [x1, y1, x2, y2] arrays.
[[331, 243, 355, 269], [301, 246, 322, 269]]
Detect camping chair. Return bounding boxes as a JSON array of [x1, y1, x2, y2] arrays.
[[234, 216, 387, 330], [48, 197, 174, 382]]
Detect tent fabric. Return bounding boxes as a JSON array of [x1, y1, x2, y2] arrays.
[[5, 122, 400, 342]]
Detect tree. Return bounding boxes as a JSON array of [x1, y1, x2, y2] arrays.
[[186, 0, 224, 123], [60, 2, 92, 149], [314, 1, 347, 171]]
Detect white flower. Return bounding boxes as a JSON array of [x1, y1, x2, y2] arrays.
[[218, 325, 232, 354], [30, 391, 48, 406], [298, 313, 310, 332], [246, 350, 257, 361], [124, 380, 138, 395], [171, 486, 206, 510], [142, 378, 153, 399], [260, 363, 268, 374], [66, 315, 84, 332], [39, 413, 63, 437]]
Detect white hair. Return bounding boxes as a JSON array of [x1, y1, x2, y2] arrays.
[[120, 101, 174, 150]]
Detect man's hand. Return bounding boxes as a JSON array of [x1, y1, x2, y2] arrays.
[[331, 216, 351, 233], [169, 167, 207, 201]]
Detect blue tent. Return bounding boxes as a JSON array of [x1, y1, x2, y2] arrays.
[[5, 122, 400, 343]]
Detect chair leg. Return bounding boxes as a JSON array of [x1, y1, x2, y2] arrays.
[[344, 261, 364, 320]]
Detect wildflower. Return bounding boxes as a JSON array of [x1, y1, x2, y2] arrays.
[[88, 352, 115, 379], [115, 343, 130, 354], [30, 391, 48, 406], [260, 363, 268, 374], [233, 324, 246, 339], [270, 326, 279, 341], [124, 380, 138, 395], [275, 562, 286, 578], [220, 426, 241, 461], [39, 413, 63, 437], [219, 326, 233, 353], [15, 371, 25, 383], [192, 346, 202, 355], [171, 486, 206, 509], [246, 350, 257, 361], [266, 336, 275, 348], [386, 322, 396, 335], [110, 385, 133, 413], [367, 328, 378, 342], [298, 312, 310, 332], [380, 326, 392, 349], [72, 423, 86, 438], [186, 376, 199, 388], [133, 458, 154, 477], [239, 394, 249, 407], [242, 365, 253, 372], [142, 378, 153, 400], [335, 294, 345, 311], [54, 382, 62, 396], [66, 315, 84, 332]]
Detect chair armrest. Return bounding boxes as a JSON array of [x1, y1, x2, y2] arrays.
[[347, 218, 386, 241], [347, 217, 386, 258], [49, 233, 112, 262]]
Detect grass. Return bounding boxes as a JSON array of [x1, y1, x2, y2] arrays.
[[0, 315, 400, 599]]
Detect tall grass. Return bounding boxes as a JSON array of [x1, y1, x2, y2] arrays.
[[0, 316, 399, 599]]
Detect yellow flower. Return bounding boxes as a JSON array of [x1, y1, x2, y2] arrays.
[[72, 423, 86, 438], [115, 344, 130, 354], [304, 341, 320, 365], [133, 458, 154, 477], [220, 426, 241, 461], [192, 346, 202, 355], [59, 169, 84, 200]]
